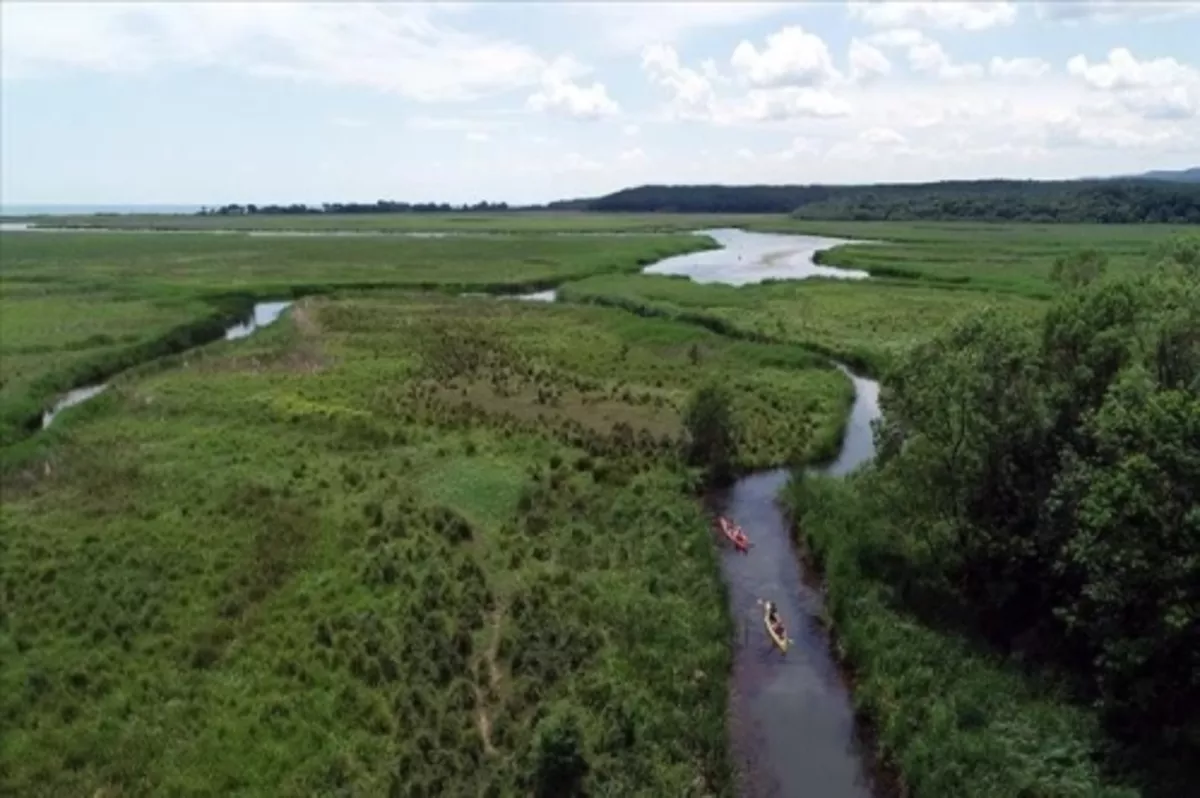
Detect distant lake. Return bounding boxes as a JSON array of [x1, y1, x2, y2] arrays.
[[0, 204, 202, 216]]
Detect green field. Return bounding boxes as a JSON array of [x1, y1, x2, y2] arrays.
[[0, 231, 712, 447], [559, 273, 1046, 375], [0, 293, 849, 796], [1, 217, 1192, 797], [780, 220, 1195, 295], [13, 211, 772, 234]]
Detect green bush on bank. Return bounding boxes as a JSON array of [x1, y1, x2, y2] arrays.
[[787, 474, 1138, 798]]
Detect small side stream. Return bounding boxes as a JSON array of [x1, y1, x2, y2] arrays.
[[39, 301, 292, 429]]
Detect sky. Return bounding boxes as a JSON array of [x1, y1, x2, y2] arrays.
[[2, 1, 1199, 206]]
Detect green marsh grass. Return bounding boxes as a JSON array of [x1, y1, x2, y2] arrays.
[[559, 273, 1046, 376], [0, 230, 713, 446], [0, 293, 848, 796]]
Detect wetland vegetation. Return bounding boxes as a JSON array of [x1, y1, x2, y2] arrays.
[[789, 234, 1199, 797], [0, 230, 711, 448], [1, 214, 1196, 797]]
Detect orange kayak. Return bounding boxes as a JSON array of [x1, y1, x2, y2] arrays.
[[719, 517, 749, 552]]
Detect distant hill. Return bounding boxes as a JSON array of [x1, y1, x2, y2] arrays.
[[1137, 167, 1200, 183], [554, 179, 1200, 224]]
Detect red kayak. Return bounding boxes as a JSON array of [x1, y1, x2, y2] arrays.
[[718, 516, 749, 552]]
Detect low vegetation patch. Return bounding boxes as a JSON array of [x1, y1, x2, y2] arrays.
[[0, 230, 713, 446], [559, 273, 1045, 376], [0, 292, 846, 796]]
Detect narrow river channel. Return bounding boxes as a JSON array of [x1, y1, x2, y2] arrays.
[[617, 227, 884, 796], [39, 301, 293, 429], [20, 222, 885, 795]]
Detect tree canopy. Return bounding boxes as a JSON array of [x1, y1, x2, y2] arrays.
[[868, 234, 1200, 756], [570, 179, 1200, 223]]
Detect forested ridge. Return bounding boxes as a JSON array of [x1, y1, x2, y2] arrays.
[[196, 174, 1200, 224], [574, 179, 1200, 222]]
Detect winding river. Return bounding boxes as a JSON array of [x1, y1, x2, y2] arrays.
[[19, 223, 884, 794], [617, 228, 883, 796]]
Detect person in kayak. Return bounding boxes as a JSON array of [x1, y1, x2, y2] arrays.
[[765, 601, 784, 636], [719, 516, 748, 548]]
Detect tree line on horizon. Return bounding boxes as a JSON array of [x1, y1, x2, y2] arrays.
[[579, 179, 1200, 223], [197, 176, 1200, 224], [197, 200, 515, 216]]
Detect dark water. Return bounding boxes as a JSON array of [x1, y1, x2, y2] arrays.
[[40, 301, 292, 429], [651, 228, 883, 796], [713, 364, 882, 798]]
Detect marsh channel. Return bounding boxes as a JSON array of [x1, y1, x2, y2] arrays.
[[17, 224, 885, 797]]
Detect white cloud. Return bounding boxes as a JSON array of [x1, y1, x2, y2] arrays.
[[989, 56, 1051, 79], [907, 37, 983, 79], [1044, 112, 1192, 150], [331, 117, 368, 128], [865, 28, 927, 48], [739, 87, 852, 121], [572, 3, 794, 53], [0, 3, 557, 102], [729, 25, 841, 88], [848, 38, 892, 83], [1034, 1, 1200, 23], [527, 60, 619, 119], [644, 42, 850, 124], [860, 126, 907, 146], [619, 147, 648, 163], [735, 147, 755, 160], [642, 43, 718, 118], [623, 124, 640, 136], [847, 1, 1018, 31], [561, 152, 603, 172], [866, 28, 983, 79], [778, 136, 821, 160], [466, 131, 490, 143], [1067, 48, 1197, 91], [1067, 48, 1200, 119]]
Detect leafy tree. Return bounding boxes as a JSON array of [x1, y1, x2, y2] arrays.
[[530, 704, 589, 798], [681, 383, 739, 486], [869, 235, 1200, 753], [1047, 366, 1200, 739], [1049, 248, 1108, 289]]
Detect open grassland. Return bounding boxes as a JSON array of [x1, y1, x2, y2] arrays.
[[15, 211, 772, 234], [16, 211, 1189, 298], [756, 220, 1194, 296], [0, 231, 711, 446], [15, 214, 1186, 296], [0, 293, 850, 797], [559, 273, 1046, 376], [0, 229, 711, 293]]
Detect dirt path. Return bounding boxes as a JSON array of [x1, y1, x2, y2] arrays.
[[473, 605, 505, 756]]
